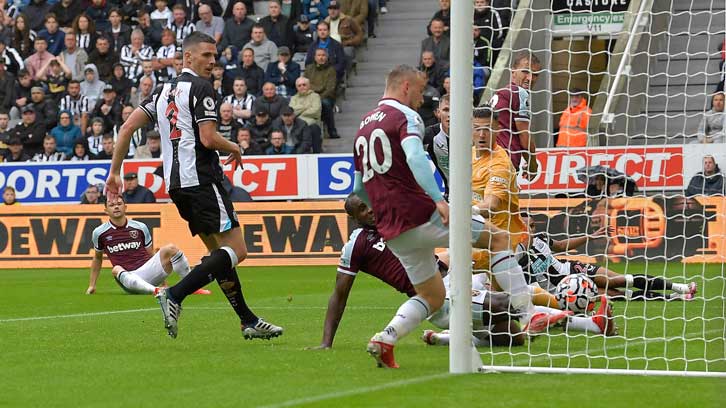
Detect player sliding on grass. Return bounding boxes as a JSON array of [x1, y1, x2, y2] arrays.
[[353, 65, 551, 369], [518, 213, 697, 301], [86, 196, 210, 296]]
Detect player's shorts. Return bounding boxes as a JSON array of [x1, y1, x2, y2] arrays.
[[114, 251, 166, 294], [428, 287, 491, 330], [169, 181, 240, 236], [548, 261, 602, 287], [386, 210, 487, 285]]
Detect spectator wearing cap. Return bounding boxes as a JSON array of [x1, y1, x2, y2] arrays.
[[60, 32, 88, 81], [290, 76, 323, 134], [324, 1, 363, 63], [341, 0, 368, 30], [69, 137, 91, 161], [25, 36, 54, 80], [51, 0, 83, 28], [134, 130, 162, 159], [421, 18, 450, 64], [253, 82, 290, 121], [2, 137, 31, 162], [195, 4, 224, 44], [220, 1, 255, 53], [227, 47, 265, 96], [87, 37, 118, 82], [293, 15, 314, 54], [272, 105, 322, 153], [92, 85, 123, 133], [557, 89, 591, 147], [305, 21, 346, 82], [217, 102, 241, 142], [0, 37, 25, 76], [120, 29, 154, 82], [260, 1, 295, 49], [265, 129, 294, 155], [304, 48, 338, 139], [37, 13, 65, 56], [0, 61, 16, 113], [236, 127, 264, 156], [122, 172, 156, 203], [224, 77, 255, 126], [265, 46, 301, 97], [244, 24, 279, 72], [10, 105, 46, 155], [86, 117, 105, 156], [93, 133, 115, 160], [50, 110, 81, 155], [31, 134, 66, 161], [249, 105, 274, 151], [30, 86, 58, 130]]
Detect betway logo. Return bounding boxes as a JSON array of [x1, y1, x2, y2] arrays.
[[108, 241, 141, 253]]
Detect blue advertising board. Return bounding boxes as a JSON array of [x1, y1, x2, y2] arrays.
[[0, 161, 110, 204]]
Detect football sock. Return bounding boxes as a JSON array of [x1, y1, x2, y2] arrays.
[[490, 252, 535, 325], [118, 271, 156, 294], [671, 283, 690, 294], [381, 296, 431, 344], [168, 248, 230, 303], [171, 251, 191, 278], [628, 274, 672, 291], [215, 266, 259, 326], [565, 315, 603, 334], [531, 286, 560, 308], [428, 332, 492, 347], [629, 290, 669, 301]]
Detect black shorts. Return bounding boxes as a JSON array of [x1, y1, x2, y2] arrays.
[[549, 261, 601, 287], [169, 181, 240, 236]]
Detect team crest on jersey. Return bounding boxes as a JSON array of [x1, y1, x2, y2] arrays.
[[129, 230, 139, 239], [203, 97, 215, 110]]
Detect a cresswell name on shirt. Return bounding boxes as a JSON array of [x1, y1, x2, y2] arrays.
[[107, 241, 142, 253]]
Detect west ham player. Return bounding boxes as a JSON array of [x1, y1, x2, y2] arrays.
[[353, 65, 544, 369], [490, 52, 541, 180], [518, 213, 697, 301], [105, 32, 282, 340], [86, 196, 210, 296]]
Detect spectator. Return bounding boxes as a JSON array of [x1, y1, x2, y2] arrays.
[[69, 138, 91, 161], [129, 75, 154, 109], [697, 92, 725, 144], [260, 0, 295, 49], [428, 0, 451, 34], [86, 117, 105, 156], [293, 15, 314, 54], [305, 21, 346, 81], [220, 1, 255, 53], [473, 0, 504, 64], [492, 0, 514, 28], [272, 105, 321, 153], [60, 80, 91, 134], [168, 4, 195, 47], [557, 89, 591, 147], [419, 50, 447, 92], [92, 85, 122, 133], [32, 134, 66, 161], [304, 48, 338, 139], [217, 102, 240, 141], [2, 137, 31, 162], [120, 29, 154, 82], [152, 29, 176, 83], [226, 47, 265, 96], [0, 112, 10, 150], [37, 13, 65, 56], [38, 58, 71, 102], [107, 8, 132, 54], [195, 4, 224, 44], [266, 129, 294, 154], [419, 71, 440, 127], [29, 86, 58, 130], [80, 184, 105, 204], [266, 46, 301, 97], [50, 110, 81, 155], [13, 14, 37, 59], [249, 105, 274, 151], [87, 36, 118, 81], [114, 105, 149, 158], [122, 172, 156, 203], [80, 64, 106, 108], [110, 63, 135, 102], [421, 18, 449, 64], [279, 0, 302, 20], [137, 10, 163, 50], [72, 14, 98, 55], [237, 127, 264, 155], [341, 0, 368, 29], [26, 0, 54, 32], [87, 0, 110, 33], [13, 69, 34, 118], [10, 105, 46, 155], [0, 61, 15, 113], [686, 155, 725, 196], [325, 0, 363, 65], [150, 0, 173, 27], [93, 133, 115, 160], [473, 58, 487, 103], [25, 37, 53, 80], [290, 76, 323, 134], [365, 0, 378, 38], [2, 186, 18, 205], [302, 0, 331, 28], [244, 24, 278, 72], [60, 32, 88, 81], [51, 0, 82, 28], [134, 129, 161, 159], [253, 82, 290, 120], [473, 25, 491, 68], [0, 38, 25, 77], [224, 77, 255, 125]]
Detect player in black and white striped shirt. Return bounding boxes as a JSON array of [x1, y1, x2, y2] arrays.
[[59, 80, 90, 133], [106, 32, 283, 341]]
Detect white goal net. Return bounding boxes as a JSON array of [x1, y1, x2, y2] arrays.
[[447, 0, 726, 377]]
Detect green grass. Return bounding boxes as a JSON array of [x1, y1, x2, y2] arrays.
[[0, 263, 724, 407]]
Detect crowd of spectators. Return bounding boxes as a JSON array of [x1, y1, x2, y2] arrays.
[[0, 0, 377, 163]]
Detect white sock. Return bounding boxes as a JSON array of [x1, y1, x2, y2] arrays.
[[565, 315, 603, 334], [381, 296, 430, 344], [171, 251, 191, 278], [490, 252, 535, 325], [671, 283, 688, 294], [118, 271, 156, 294]]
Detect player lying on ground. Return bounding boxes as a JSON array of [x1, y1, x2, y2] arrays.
[[518, 213, 697, 301], [86, 196, 210, 296]]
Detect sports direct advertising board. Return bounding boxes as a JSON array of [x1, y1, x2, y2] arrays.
[[0, 144, 721, 203]]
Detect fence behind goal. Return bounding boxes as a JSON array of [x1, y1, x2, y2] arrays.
[[447, 0, 726, 376]]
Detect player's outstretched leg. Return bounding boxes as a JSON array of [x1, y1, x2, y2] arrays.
[[113, 266, 156, 294]]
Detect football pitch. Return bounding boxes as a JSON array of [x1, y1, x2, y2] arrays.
[[1, 263, 724, 407]]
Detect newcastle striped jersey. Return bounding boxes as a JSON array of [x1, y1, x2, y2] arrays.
[[139, 68, 222, 191], [60, 94, 91, 120], [120, 44, 155, 81]]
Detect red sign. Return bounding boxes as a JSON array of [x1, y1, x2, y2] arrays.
[[519, 146, 684, 192], [121, 157, 300, 200]]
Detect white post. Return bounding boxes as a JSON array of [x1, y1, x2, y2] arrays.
[[449, 0, 475, 374]]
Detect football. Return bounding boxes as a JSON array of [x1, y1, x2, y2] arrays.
[[555, 273, 599, 314]]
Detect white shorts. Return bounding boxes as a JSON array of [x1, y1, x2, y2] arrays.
[[386, 210, 487, 286], [428, 289, 491, 330], [116, 252, 167, 293]]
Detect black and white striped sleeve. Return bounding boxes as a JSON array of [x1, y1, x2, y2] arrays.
[[192, 81, 217, 124]]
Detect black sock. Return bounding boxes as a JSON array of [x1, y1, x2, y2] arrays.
[[168, 250, 230, 303], [629, 290, 668, 301], [632, 274, 672, 291], [215, 267, 258, 326]]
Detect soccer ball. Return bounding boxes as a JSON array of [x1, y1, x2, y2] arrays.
[[555, 274, 598, 314]]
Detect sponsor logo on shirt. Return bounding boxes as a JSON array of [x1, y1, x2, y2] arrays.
[[107, 241, 142, 253]]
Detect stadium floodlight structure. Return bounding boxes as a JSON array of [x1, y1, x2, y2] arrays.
[[448, 0, 726, 377]]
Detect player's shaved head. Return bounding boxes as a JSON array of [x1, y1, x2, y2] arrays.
[[385, 65, 424, 91], [345, 193, 375, 227], [344, 193, 363, 217], [182, 31, 216, 52]]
